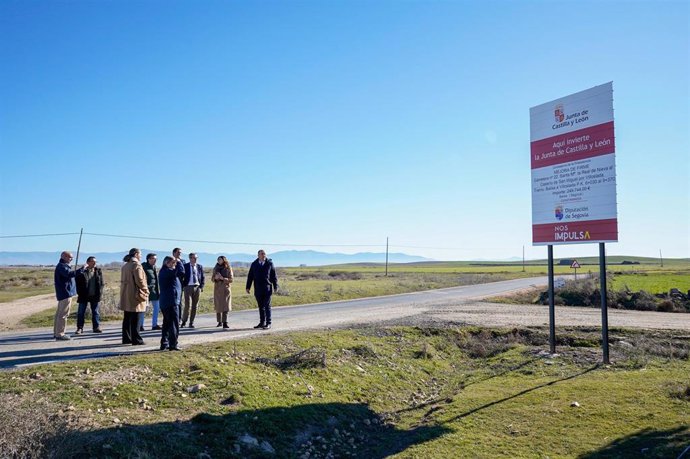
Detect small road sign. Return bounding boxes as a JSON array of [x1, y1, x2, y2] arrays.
[[571, 260, 581, 269]]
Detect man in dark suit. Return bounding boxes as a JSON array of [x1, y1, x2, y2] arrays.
[[172, 247, 185, 326], [181, 252, 205, 328], [245, 249, 279, 330]]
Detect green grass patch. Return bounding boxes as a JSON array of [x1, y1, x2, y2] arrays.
[[0, 325, 688, 458], [609, 272, 690, 295], [0, 267, 54, 302]]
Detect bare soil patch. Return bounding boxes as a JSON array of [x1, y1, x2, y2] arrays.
[[0, 294, 55, 331]]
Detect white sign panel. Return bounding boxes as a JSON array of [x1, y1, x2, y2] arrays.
[[529, 82, 618, 245]]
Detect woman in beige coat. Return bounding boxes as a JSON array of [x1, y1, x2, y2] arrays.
[[120, 248, 149, 345], [212, 256, 233, 329]]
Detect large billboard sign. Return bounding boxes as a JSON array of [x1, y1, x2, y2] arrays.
[[530, 82, 618, 245]]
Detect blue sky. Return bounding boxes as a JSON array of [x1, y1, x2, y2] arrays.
[[1, 0, 688, 261]]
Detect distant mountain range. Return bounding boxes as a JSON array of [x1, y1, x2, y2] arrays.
[[0, 250, 432, 267]]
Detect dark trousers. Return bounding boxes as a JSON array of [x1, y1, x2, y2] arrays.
[[161, 303, 180, 349], [255, 293, 272, 325], [77, 300, 100, 330], [122, 311, 144, 345]]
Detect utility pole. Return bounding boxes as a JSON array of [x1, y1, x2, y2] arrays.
[[74, 228, 84, 270], [659, 249, 664, 267], [385, 237, 389, 277], [522, 245, 525, 272]]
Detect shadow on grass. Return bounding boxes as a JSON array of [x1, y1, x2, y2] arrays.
[[53, 402, 450, 458], [578, 426, 690, 459], [446, 364, 599, 422]]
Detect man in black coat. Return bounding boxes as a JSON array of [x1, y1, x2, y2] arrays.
[[245, 249, 279, 329], [75, 256, 104, 334]]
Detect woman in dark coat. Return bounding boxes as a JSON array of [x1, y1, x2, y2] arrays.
[[158, 256, 182, 351]]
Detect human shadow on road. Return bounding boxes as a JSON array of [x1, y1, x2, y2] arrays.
[[0, 342, 142, 368], [53, 402, 450, 458], [578, 425, 690, 458]]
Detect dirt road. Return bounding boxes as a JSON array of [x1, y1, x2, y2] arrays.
[[0, 294, 55, 331], [0, 276, 688, 370]]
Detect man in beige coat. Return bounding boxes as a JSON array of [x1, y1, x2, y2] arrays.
[[120, 248, 149, 345]]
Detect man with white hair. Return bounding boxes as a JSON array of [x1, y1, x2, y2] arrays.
[[53, 251, 81, 341]]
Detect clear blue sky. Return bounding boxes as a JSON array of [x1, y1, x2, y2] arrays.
[[1, 0, 688, 261]]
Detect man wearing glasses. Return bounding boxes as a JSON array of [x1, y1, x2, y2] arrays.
[[53, 251, 82, 341]]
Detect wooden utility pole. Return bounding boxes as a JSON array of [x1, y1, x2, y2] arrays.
[[74, 228, 84, 269]]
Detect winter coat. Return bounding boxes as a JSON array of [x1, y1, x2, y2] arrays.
[[119, 258, 149, 312], [246, 258, 278, 296], [75, 267, 104, 303], [212, 265, 233, 313], [158, 265, 182, 310], [54, 258, 78, 301], [142, 262, 160, 301]]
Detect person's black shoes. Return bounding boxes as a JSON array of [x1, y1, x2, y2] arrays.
[[253, 323, 265, 329], [223, 322, 229, 329], [216, 322, 222, 327], [93, 328, 102, 333], [180, 322, 186, 328], [262, 324, 272, 330], [139, 326, 145, 332], [152, 325, 162, 331], [188, 324, 195, 329], [169, 346, 181, 351], [75, 329, 83, 335], [160, 344, 167, 351]]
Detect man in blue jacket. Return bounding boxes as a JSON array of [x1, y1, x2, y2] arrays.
[[158, 256, 182, 351], [245, 249, 279, 330], [53, 251, 82, 341]]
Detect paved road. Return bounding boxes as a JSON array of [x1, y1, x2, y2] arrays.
[[1, 276, 687, 370]]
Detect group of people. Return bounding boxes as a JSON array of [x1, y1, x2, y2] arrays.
[[52, 248, 280, 351]]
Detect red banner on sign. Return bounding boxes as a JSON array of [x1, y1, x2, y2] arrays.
[[532, 218, 618, 245], [530, 121, 615, 169]]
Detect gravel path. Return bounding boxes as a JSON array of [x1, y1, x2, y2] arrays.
[[0, 276, 688, 370], [0, 294, 54, 331]]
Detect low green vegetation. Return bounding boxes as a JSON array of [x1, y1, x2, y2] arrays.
[[491, 271, 690, 314], [1, 325, 688, 458], [0, 267, 54, 302], [608, 271, 690, 294], [7, 258, 689, 327]]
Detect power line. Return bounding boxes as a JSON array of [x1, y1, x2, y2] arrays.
[[0, 232, 81, 239], [1, 231, 518, 251], [82, 232, 383, 248], [390, 244, 514, 250]]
